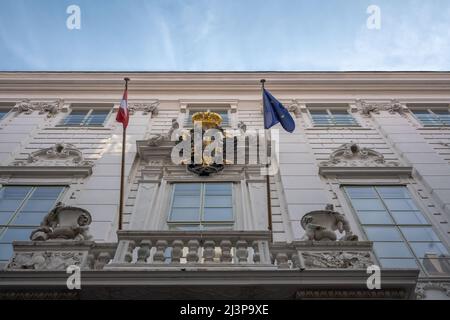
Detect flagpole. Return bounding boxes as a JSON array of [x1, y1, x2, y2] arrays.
[[118, 77, 129, 231], [260, 79, 273, 243]]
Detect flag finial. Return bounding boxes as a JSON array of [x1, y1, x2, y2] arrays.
[[260, 79, 266, 88]]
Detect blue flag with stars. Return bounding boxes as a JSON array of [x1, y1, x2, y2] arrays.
[[263, 88, 295, 133]]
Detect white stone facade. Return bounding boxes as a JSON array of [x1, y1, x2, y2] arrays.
[[0, 72, 449, 299]]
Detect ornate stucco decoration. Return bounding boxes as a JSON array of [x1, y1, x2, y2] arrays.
[[415, 282, 450, 300], [30, 202, 93, 241], [13, 98, 65, 117], [8, 252, 84, 270], [385, 99, 408, 114], [237, 121, 247, 133], [300, 204, 358, 241], [302, 251, 372, 269], [12, 143, 93, 167], [355, 99, 381, 116], [128, 101, 160, 116], [320, 142, 400, 168], [355, 99, 408, 116], [288, 100, 302, 118]]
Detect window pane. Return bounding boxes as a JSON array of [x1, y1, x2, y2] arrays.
[[373, 242, 413, 258], [351, 199, 385, 211], [12, 211, 48, 225], [400, 227, 440, 242], [0, 199, 24, 212], [172, 195, 200, 208], [376, 186, 410, 199], [63, 111, 87, 125], [0, 111, 7, 120], [204, 207, 233, 221], [356, 211, 394, 224], [421, 257, 450, 275], [383, 199, 418, 211], [410, 242, 449, 258], [204, 195, 232, 207], [0, 243, 13, 261], [345, 187, 377, 199], [205, 183, 232, 195], [31, 186, 64, 199], [0, 186, 31, 199], [169, 208, 199, 221], [0, 227, 34, 242], [0, 212, 15, 225], [391, 211, 428, 225], [85, 110, 109, 125], [173, 183, 201, 195], [379, 258, 419, 269], [364, 227, 403, 241], [20, 199, 56, 212]]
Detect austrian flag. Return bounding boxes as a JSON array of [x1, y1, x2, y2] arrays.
[[116, 84, 129, 129]]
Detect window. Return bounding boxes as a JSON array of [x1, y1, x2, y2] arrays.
[[185, 109, 230, 127], [0, 186, 65, 263], [412, 109, 450, 127], [0, 111, 8, 120], [60, 109, 110, 126], [344, 186, 450, 275], [309, 109, 359, 127], [168, 183, 234, 230]]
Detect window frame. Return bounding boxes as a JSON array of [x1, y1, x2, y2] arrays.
[[58, 107, 112, 127], [0, 107, 12, 121], [343, 185, 449, 275], [411, 107, 450, 128], [167, 182, 235, 230], [307, 107, 360, 127], [0, 185, 66, 263]]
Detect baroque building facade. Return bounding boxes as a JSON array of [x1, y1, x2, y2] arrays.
[[0, 72, 449, 299]]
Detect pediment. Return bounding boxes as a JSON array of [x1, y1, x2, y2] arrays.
[[319, 142, 412, 177]]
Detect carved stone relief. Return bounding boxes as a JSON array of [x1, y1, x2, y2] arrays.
[[319, 142, 401, 167], [355, 99, 408, 116], [13, 99, 65, 117], [415, 282, 450, 300], [128, 101, 160, 115], [7, 251, 84, 270], [12, 143, 93, 167], [146, 118, 179, 146], [302, 251, 372, 269]]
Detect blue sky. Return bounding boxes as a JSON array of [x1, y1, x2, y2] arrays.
[[0, 0, 449, 71]]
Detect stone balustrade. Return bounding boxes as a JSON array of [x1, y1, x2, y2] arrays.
[[106, 230, 273, 270]]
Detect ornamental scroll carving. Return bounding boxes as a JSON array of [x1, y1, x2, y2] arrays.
[[12, 143, 93, 167], [146, 118, 179, 146], [13, 99, 65, 117], [319, 142, 401, 168], [355, 99, 408, 116], [128, 101, 160, 116]]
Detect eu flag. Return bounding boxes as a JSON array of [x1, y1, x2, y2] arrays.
[[263, 89, 295, 133]]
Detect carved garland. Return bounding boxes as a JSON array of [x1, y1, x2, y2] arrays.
[[128, 101, 160, 115]]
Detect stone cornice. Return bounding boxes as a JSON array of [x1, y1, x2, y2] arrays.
[[0, 166, 93, 178], [1, 72, 450, 94]]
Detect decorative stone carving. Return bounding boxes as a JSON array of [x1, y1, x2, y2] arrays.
[[30, 202, 93, 241], [355, 99, 380, 116], [12, 143, 93, 167], [128, 101, 160, 116], [302, 251, 372, 269], [7, 251, 83, 270], [415, 282, 450, 300], [288, 100, 302, 118], [301, 204, 358, 241], [320, 142, 401, 167], [385, 99, 408, 114], [13, 99, 64, 117], [146, 118, 179, 146]]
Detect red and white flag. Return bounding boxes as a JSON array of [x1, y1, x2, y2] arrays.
[[116, 85, 129, 129]]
